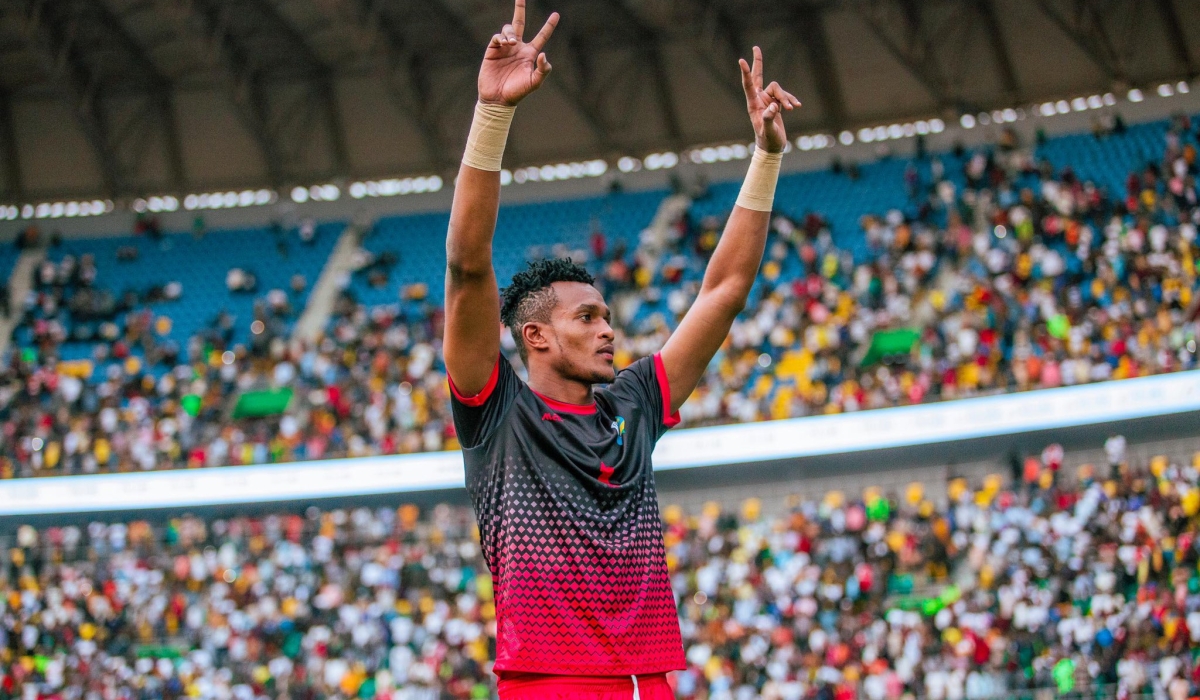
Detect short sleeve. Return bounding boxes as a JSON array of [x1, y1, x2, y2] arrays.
[[601, 353, 681, 441], [448, 356, 522, 449]]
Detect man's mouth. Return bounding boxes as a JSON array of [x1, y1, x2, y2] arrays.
[[598, 345, 614, 361]]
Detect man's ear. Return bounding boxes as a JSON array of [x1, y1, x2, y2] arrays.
[[521, 322, 551, 354]]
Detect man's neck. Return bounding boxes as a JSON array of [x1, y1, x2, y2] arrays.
[[526, 370, 595, 405]]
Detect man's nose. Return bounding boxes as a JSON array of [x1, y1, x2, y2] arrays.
[[599, 321, 615, 340]]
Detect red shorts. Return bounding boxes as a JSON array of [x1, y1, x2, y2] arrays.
[[496, 672, 674, 700]]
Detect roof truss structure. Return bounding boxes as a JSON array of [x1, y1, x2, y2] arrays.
[[0, 0, 1193, 200]]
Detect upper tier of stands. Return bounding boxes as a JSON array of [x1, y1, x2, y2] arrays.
[[0, 111, 1196, 476], [347, 188, 667, 307], [14, 223, 343, 362]]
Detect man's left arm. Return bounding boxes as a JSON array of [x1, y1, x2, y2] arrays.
[[659, 46, 801, 413]]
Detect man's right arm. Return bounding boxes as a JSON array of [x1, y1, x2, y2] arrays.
[[443, 0, 558, 396], [444, 164, 503, 396]]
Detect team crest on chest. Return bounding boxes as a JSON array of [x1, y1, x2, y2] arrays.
[[610, 416, 626, 445]]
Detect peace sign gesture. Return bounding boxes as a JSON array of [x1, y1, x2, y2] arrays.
[[739, 46, 801, 154], [478, 0, 560, 107]]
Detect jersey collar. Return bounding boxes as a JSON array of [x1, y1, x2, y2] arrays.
[[531, 389, 597, 415]]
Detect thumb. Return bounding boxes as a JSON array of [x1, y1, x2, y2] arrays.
[[531, 53, 552, 86], [761, 101, 778, 124]]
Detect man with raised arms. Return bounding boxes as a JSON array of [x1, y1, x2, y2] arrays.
[[442, 2, 801, 697]]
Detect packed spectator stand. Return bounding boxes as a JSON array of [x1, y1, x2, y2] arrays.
[[2, 111, 1198, 477], [0, 437, 1196, 699]]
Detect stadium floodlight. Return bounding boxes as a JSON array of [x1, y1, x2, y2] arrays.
[[1127, 88, 1144, 102], [1178, 82, 1190, 94], [500, 169, 513, 185], [857, 127, 875, 142], [959, 114, 976, 128], [929, 119, 944, 133], [1102, 93, 1116, 105], [1071, 97, 1088, 111], [887, 124, 904, 139], [839, 131, 854, 145], [291, 187, 309, 203], [1055, 100, 1070, 114], [1158, 83, 1174, 97], [797, 135, 813, 151], [1002, 108, 1017, 122], [617, 156, 641, 172], [1086, 95, 1103, 109]]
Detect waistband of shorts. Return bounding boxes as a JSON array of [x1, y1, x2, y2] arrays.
[[496, 671, 671, 693]]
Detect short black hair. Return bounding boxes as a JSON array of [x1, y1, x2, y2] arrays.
[[500, 258, 595, 359]]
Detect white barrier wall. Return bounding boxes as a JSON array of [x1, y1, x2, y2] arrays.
[[2, 369, 1199, 515]]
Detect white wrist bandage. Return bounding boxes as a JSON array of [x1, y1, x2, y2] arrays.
[[462, 101, 516, 172], [735, 148, 783, 212]]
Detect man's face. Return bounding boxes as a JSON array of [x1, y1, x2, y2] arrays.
[[538, 281, 616, 384]]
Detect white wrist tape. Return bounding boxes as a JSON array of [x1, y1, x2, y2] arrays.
[[735, 149, 783, 212], [462, 101, 516, 172]]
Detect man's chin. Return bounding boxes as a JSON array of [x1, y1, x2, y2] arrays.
[[591, 365, 617, 384]]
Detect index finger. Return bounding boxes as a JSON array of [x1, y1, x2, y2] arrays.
[[513, 0, 526, 38], [752, 46, 763, 89]]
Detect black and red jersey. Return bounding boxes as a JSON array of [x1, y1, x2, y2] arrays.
[[448, 354, 686, 676]]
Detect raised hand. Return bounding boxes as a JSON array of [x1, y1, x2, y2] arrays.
[[739, 47, 801, 154], [478, 0, 559, 107]]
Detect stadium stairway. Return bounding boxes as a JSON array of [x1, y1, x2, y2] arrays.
[[0, 247, 44, 355], [293, 223, 361, 343], [642, 193, 694, 261]]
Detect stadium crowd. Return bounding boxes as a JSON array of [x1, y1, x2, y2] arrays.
[[1, 115, 1199, 475], [0, 438, 1197, 699]]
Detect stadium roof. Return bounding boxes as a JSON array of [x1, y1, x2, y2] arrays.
[[1, 0, 1197, 201]]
